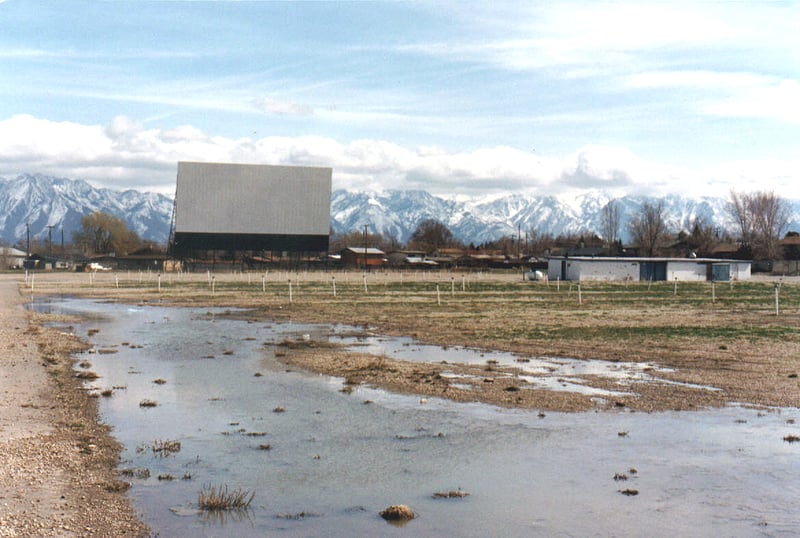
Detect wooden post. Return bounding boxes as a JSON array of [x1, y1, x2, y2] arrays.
[[775, 283, 780, 316], [332, 276, 337, 297], [211, 275, 215, 296], [363, 274, 368, 294], [436, 284, 441, 306], [711, 281, 716, 303], [288, 279, 293, 303], [673, 277, 677, 296], [451, 277, 455, 296], [157, 273, 161, 293], [577, 283, 582, 305]]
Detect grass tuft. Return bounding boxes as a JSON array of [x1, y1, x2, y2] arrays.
[[198, 484, 255, 511]]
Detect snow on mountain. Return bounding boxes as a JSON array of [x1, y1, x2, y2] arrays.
[[2, 173, 798, 249], [0, 174, 174, 246]]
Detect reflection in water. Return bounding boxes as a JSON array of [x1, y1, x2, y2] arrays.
[[30, 297, 800, 537]]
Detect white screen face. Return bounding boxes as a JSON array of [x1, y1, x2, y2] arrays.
[[175, 162, 331, 236]]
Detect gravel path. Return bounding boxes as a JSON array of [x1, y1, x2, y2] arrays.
[[0, 274, 148, 537]]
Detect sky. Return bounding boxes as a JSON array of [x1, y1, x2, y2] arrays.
[[0, 0, 798, 200]]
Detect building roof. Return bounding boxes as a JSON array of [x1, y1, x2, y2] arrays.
[[0, 247, 27, 257], [344, 247, 385, 255], [548, 256, 751, 264]]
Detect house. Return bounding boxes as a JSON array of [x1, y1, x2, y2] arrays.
[[116, 246, 168, 271], [547, 256, 751, 282], [340, 247, 387, 268], [0, 247, 27, 269]]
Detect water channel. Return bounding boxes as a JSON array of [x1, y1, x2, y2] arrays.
[[33, 296, 800, 537]]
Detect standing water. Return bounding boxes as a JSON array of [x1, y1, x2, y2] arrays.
[[32, 297, 800, 536]]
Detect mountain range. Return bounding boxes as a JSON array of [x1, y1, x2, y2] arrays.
[[2, 173, 798, 249]]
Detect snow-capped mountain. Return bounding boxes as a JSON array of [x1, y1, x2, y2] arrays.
[[0, 174, 174, 246], [2, 173, 798, 248], [330, 190, 781, 245]]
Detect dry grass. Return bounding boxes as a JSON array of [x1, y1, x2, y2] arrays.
[[150, 439, 181, 455], [198, 484, 255, 511], [432, 490, 470, 498]]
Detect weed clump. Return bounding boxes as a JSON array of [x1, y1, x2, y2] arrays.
[[198, 484, 255, 511], [432, 490, 469, 499]]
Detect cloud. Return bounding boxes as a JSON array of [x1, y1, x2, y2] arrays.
[[624, 71, 800, 124], [253, 97, 314, 116], [0, 114, 796, 201]]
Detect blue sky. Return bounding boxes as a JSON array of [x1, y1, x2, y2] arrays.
[[1, 1, 798, 199]]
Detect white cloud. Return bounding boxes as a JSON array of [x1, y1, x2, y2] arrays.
[[253, 97, 314, 116], [624, 71, 800, 124], [0, 115, 796, 201], [702, 79, 800, 124]]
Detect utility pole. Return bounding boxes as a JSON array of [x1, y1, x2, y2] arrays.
[[47, 225, 54, 260], [26, 223, 30, 257], [363, 224, 369, 270]]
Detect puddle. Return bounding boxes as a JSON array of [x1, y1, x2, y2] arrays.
[[30, 296, 800, 536], [334, 333, 716, 395]]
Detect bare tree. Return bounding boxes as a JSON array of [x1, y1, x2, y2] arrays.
[[72, 211, 142, 255], [408, 218, 457, 254], [329, 229, 390, 253], [685, 217, 719, 258], [526, 228, 555, 258], [628, 200, 669, 257], [728, 190, 790, 259], [600, 201, 621, 253]]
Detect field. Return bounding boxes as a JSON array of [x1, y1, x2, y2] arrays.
[[24, 269, 800, 412]]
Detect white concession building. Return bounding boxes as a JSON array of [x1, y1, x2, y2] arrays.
[[547, 257, 751, 282]]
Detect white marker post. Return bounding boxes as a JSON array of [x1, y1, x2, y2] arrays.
[[436, 284, 441, 306], [288, 279, 293, 303], [332, 276, 337, 297]]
